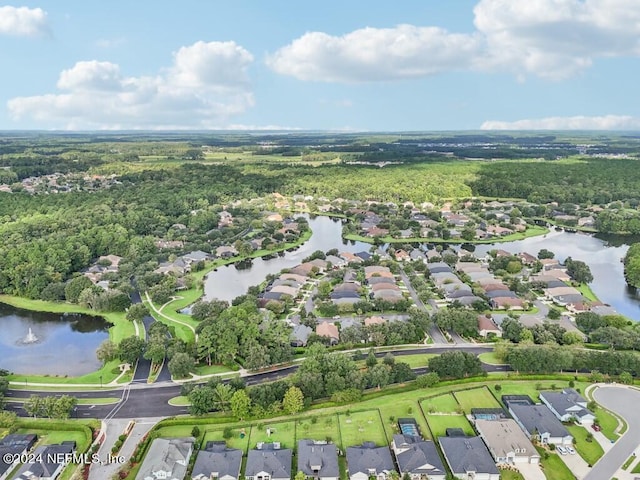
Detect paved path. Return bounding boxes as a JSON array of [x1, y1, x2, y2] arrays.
[[584, 386, 640, 480], [89, 418, 162, 480]]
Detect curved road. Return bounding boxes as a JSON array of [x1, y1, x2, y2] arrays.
[[4, 345, 500, 419], [584, 386, 640, 480]]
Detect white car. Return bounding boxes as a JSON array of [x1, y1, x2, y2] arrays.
[[556, 446, 568, 455], [566, 446, 576, 455]]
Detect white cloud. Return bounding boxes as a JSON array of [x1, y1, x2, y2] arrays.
[[268, 0, 640, 82], [8, 41, 255, 129], [481, 115, 640, 130], [0, 5, 49, 37], [267, 25, 482, 82]]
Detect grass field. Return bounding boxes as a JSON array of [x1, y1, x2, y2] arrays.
[[204, 426, 250, 452], [339, 411, 387, 448], [567, 425, 604, 466], [250, 421, 296, 449], [454, 387, 501, 412], [536, 447, 575, 480], [426, 414, 474, 438], [7, 359, 126, 386], [478, 351, 505, 365], [392, 354, 437, 368], [422, 394, 459, 413], [297, 415, 340, 446], [499, 470, 525, 480]]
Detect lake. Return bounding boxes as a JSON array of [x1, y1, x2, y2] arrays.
[[205, 216, 640, 320], [0, 303, 110, 376]]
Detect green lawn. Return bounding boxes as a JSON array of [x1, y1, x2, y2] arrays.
[[575, 283, 599, 302], [204, 426, 250, 452], [454, 387, 501, 411], [567, 425, 604, 466], [478, 351, 506, 365], [168, 396, 191, 406], [7, 359, 125, 385], [632, 457, 640, 474], [339, 411, 387, 448], [426, 414, 474, 438], [250, 421, 296, 449], [422, 394, 459, 413], [594, 406, 621, 441], [193, 364, 237, 376], [499, 469, 525, 480], [297, 415, 340, 446], [536, 447, 575, 480], [393, 354, 437, 368]]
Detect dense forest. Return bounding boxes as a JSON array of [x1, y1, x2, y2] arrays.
[[624, 243, 640, 288]]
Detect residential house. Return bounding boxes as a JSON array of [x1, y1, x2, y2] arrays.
[[489, 297, 524, 310], [297, 440, 339, 480], [216, 246, 238, 258], [13, 442, 76, 480], [394, 250, 410, 262], [438, 436, 500, 480], [391, 435, 446, 480], [316, 323, 339, 345], [182, 250, 211, 264], [364, 316, 386, 327], [245, 443, 292, 480], [192, 442, 242, 480], [291, 325, 314, 347], [0, 434, 38, 480], [477, 315, 502, 338], [470, 409, 509, 421], [136, 437, 195, 480], [474, 419, 540, 465], [539, 389, 595, 424], [508, 404, 573, 445], [346, 443, 395, 480]]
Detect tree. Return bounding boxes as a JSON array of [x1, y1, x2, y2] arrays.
[[415, 372, 440, 388], [366, 349, 378, 368], [565, 257, 593, 284], [619, 371, 633, 385], [96, 339, 118, 364], [117, 336, 146, 365], [230, 389, 252, 420], [212, 383, 233, 413], [282, 386, 305, 415], [126, 303, 149, 322], [547, 308, 561, 320], [64, 276, 93, 303], [168, 352, 195, 379], [538, 249, 555, 259], [428, 351, 483, 379], [144, 340, 166, 364], [188, 386, 216, 415]]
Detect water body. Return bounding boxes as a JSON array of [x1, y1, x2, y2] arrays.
[[0, 303, 109, 376], [205, 216, 640, 320], [204, 214, 370, 302]]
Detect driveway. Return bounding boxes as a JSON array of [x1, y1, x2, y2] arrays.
[[516, 462, 546, 480], [584, 386, 640, 480], [559, 448, 591, 479]]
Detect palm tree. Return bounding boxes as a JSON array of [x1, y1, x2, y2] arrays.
[[212, 383, 233, 413]]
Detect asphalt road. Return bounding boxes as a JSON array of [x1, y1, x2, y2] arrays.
[[584, 386, 640, 480], [5, 345, 497, 419]]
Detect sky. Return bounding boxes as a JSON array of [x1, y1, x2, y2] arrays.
[[1, 0, 639, 131]]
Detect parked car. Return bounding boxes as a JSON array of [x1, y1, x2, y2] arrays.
[[567, 446, 576, 455], [591, 424, 602, 431], [556, 446, 567, 455]]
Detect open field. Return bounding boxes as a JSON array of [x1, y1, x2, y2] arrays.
[[422, 393, 459, 413], [479, 351, 505, 365], [426, 414, 474, 438], [250, 421, 296, 449], [454, 387, 501, 411], [338, 411, 387, 447]]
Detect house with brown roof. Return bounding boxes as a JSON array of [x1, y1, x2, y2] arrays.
[[490, 297, 525, 310], [364, 316, 386, 326], [478, 315, 502, 338], [316, 322, 339, 344]]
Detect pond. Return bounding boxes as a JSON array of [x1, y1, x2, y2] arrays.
[[0, 303, 110, 376], [205, 215, 640, 320], [204, 215, 370, 302]]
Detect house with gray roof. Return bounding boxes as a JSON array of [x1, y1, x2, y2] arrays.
[[539, 388, 595, 424], [192, 442, 242, 480], [297, 440, 339, 480], [391, 435, 446, 480], [438, 436, 500, 480], [0, 434, 38, 480], [291, 324, 313, 347], [508, 404, 573, 445], [245, 443, 292, 480], [13, 441, 76, 480], [136, 437, 194, 480], [346, 442, 394, 480]]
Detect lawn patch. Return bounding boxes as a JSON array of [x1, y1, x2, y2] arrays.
[[338, 411, 387, 448], [297, 415, 340, 447], [250, 421, 296, 450], [425, 414, 474, 439], [204, 426, 250, 452], [421, 394, 459, 413], [454, 387, 500, 412], [566, 425, 604, 466], [536, 447, 575, 480]]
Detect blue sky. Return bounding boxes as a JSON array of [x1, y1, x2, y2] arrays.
[[1, 0, 639, 131]]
